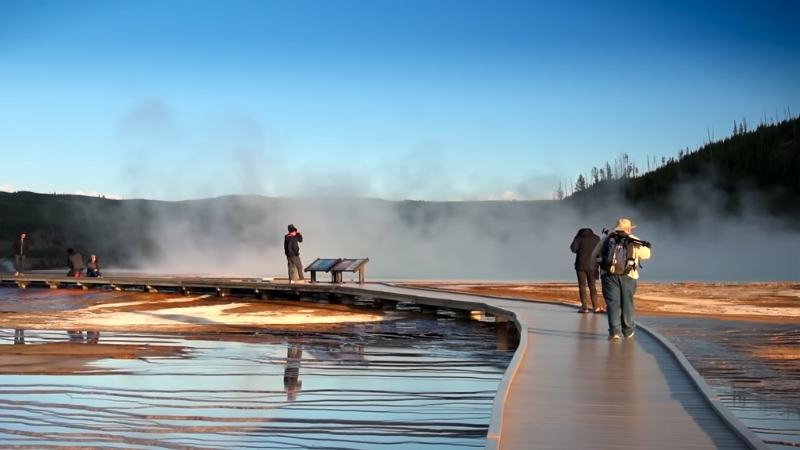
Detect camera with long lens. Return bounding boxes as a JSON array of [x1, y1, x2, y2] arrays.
[[601, 228, 652, 248]]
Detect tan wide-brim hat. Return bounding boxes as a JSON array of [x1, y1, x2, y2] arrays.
[[613, 218, 636, 231]]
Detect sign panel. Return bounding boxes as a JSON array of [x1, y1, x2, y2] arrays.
[[305, 258, 342, 272], [330, 258, 369, 272]]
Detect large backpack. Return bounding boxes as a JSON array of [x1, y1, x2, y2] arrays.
[[600, 232, 635, 275]]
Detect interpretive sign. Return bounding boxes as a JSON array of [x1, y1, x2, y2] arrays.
[[330, 258, 370, 284], [304, 258, 342, 284], [330, 258, 369, 272], [303, 258, 370, 284], [305, 258, 342, 272]]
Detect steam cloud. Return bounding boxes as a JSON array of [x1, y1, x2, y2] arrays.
[[96, 99, 800, 282], [87, 190, 797, 283]]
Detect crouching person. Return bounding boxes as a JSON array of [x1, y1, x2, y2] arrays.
[[87, 254, 103, 278], [67, 248, 85, 277], [592, 218, 651, 341]]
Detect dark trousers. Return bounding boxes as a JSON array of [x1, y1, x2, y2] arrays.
[[14, 255, 25, 273], [287, 256, 304, 281], [576, 270, 599, 310], [601, 274, 638, 337]]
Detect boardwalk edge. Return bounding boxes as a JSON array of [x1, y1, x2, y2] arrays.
[[484, 308, 527, 450]]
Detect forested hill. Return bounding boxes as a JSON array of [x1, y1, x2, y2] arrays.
[[0, 192, 557, 271], [565, 115, 800, 216], [0, 192, 164, 270]]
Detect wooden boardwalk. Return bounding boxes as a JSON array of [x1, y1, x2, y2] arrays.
[[0, 276, 767, 449], [355, 284, 767, 450]]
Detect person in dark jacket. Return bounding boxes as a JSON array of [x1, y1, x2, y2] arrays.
[[12, 232, 30, 276], [284, 224, 305, 283], [66, 248, 85, 277], [570, 228, 603, 313]]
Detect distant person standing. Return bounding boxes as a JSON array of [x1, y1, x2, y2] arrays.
[[66, 248, 85, 277], [284, 224, 305, 283], [570, 228, 602, 313], [592, 218, 651, 341], [86, 254, 103, 278], [13, 232, 30, 276], [14, 329, 24, 345]]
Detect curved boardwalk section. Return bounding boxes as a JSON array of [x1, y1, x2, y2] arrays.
[[496, 302, 757, 450], [358, 285, 766, 450]]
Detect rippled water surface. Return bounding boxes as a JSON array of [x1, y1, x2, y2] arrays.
[[0, 320, 515, 449], [642, 316, 800, 449]]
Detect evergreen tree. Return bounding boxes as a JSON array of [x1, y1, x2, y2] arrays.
[[575, 174, 587, 191]]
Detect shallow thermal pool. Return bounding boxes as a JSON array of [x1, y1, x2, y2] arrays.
[[642, 316, 800, 450], [0, 318, 515, 449]]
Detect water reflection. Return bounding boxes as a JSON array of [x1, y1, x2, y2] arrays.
[[8, 329, 100, 344], [284, 346, 302, 401], [67, 330, 100, 343], [14, 328, 24, 345], [0, 320, 515, 449], [642, 315, 800, 449]]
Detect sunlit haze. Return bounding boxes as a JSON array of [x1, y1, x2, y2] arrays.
[[1, 0, 798, 200]]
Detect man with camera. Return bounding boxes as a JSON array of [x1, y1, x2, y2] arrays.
[[592, 218, 651, 341], [284, 224, 305, 283]]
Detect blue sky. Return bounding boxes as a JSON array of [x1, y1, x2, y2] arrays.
[[1, 0, 798, 200]]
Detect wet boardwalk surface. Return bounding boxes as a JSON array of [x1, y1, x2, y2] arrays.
[[358, 285, 760, 450], [501, 305, 750, 450]]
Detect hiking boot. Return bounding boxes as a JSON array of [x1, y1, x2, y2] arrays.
[[608, 334, 620, 341]]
